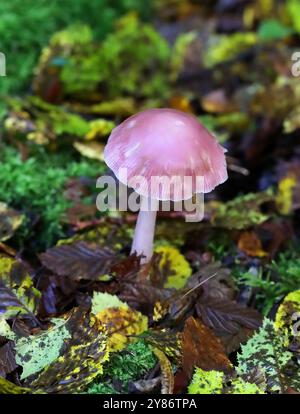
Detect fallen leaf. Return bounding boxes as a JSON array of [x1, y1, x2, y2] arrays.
[[95, 306, 148, 352], [30, 312, 109, 393], [196, 298, 262, 335], [152, 347, 174, 394], [178, 317, 232, 390], [40, 242, 118, 281], [237, 231, 268, 257]]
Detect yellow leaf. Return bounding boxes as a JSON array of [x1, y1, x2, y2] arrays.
[[275, 290, 300, 345], [152, 347, 174, 394], [276, 175, 297, 215], [96, 307, 148, 352], [85, 119, 115, 140], [73, 141, 105, 161], [155, 245, 192, 289]]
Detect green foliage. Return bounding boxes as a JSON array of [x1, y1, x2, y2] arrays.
[[87, 340, 157, 393], [237, 247, 300, 315], [87, 382, 118, 394], [0, 146, 104, 248], [4, 96, 115, 146], [203, 32, 257, 68], [212, 191, 273, 230], [258, 19, 294, 41], [58, 14, 171, 99], [237, 318, 300, 393], [286, 0, 300, 34], [0, 0, 152, 96]]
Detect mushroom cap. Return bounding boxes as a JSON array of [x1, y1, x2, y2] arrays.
[[104, 108, 228, 201]]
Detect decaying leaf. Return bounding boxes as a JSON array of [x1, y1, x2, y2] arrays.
[[154, 245, 192, 289], [40, 242, 118, 281], [94, 306, 148, 352], [15, 317, 72, 380], [188, 367, 224, 394], [237, 231, 268, 257], [196, 298, 262, 336], [91, 292, 128, 315], [142, 330, 182, 364], [238, 318, 300, 393], [0, 258, 41, 319], [179, 317, 232, 390], [152, 347, 174, 394], [275, 290, 300, 344], [188, 367, 264, 394], [0, 202, 24, 242], [73, 141, 105, 161], [30, 312, 109, 393]]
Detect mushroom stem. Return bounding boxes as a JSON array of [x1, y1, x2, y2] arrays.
[[131, 196, 158, 263]]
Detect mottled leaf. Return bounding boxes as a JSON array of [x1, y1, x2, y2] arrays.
[[95, 306, 148, 352], [238, 318, 300, 392], [30, 312, 109, 393]]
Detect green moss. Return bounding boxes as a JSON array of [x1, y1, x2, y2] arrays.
[[87, 340, 157, 393], [0, 145, 104, 249], [0, 0, 153, 96], [56, 14, 171, 100], [87, 382, 117, 394]]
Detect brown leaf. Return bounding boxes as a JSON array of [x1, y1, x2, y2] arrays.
[[196, 298, 262, 336], [186, 263, 235, 301], [0, 342, 17, 377], [220, 327, 254, 354], [237, 231, 268, 258], [181, 317, 232, 383], [40, 242, 118, 281]]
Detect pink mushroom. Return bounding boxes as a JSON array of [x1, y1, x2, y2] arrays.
[[104, 108, 228, 262]]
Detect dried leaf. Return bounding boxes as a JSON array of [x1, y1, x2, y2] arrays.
[[197, 298, 262, 336], [40, 242, 118, 281], [152, 347, 174, 394], [0, 342, 17, 377], [181, 317, 232, 387], [237, 231, 268, 257]]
